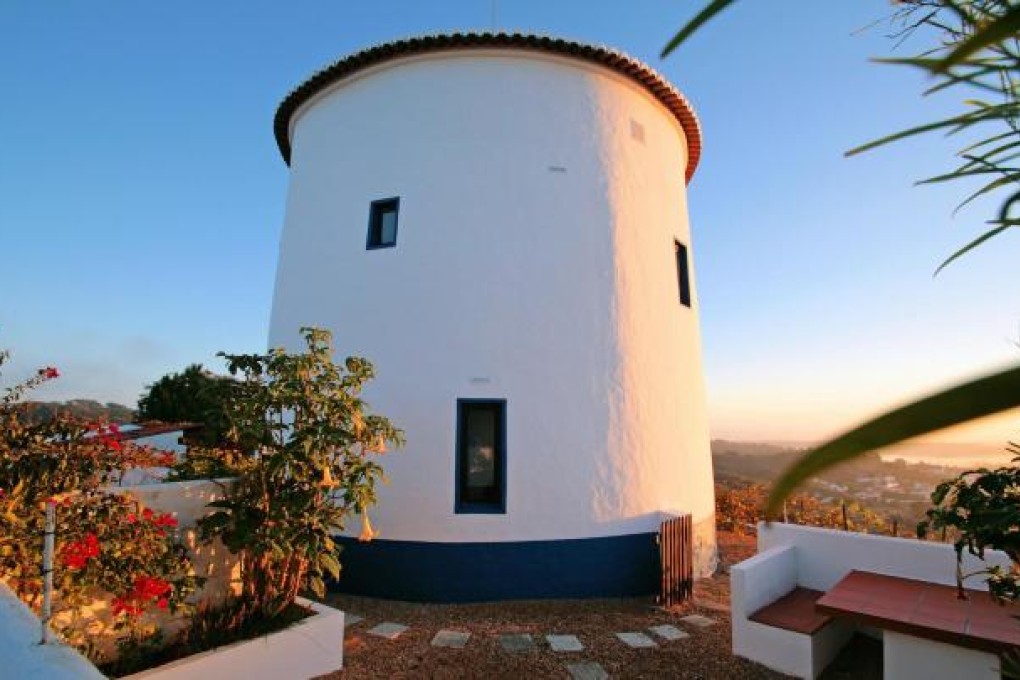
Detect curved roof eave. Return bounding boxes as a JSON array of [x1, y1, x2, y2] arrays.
[[274, 32, 703, 183]]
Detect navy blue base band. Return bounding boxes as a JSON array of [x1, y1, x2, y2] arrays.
[[331, 532, 659, 602]]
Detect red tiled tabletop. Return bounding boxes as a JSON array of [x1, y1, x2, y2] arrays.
[[816, 570, 1020, 653]]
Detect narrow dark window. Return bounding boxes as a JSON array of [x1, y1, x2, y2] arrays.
[[455, 399, 506, 514], [675, 240, 691, 307], [366, 197, 399, 249]]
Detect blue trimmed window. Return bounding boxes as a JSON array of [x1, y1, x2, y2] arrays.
[[675, 240, 691, 307], [455, 399, 506, 514], [366, 197, 399, 249]]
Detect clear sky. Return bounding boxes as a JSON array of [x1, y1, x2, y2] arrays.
[[2, 1, 1018, 446]]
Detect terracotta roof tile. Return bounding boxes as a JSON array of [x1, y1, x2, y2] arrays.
[[273, 32, 702, 183]]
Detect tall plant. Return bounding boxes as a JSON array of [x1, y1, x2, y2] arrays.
[[198, 327, 403, 619]]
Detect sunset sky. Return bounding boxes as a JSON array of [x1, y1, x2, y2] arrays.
[[2, 1, 1018, 448]]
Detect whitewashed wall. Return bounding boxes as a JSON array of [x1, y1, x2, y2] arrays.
[[270, 50, 715, 572], [758, 522, 1012, 591]]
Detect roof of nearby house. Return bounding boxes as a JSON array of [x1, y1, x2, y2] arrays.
[[273, 32, 703, 183], [115, 422, 203, 441]]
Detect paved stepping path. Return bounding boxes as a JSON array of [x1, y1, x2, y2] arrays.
[[567, 661, 610, 680], [681, 614, 717, 628], [344, 614, 364, 626], [500, 633, 536, 652], [546, 634, 584, 652], [366, 622, 408, 640], [615, 631, 657, 648], [648, 624, 689, 641], [431, 630, 471, 648]]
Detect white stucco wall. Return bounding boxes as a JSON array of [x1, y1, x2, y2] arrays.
[[269, 49, 714, 567], [757, 522, 1013, 592]]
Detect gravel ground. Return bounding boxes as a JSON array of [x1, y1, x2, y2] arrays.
[[317, 532, 790, 679]]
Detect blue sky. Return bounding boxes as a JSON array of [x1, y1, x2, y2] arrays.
[[2, 1, 1018, 445]]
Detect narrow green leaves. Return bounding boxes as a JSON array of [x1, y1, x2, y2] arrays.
[[765, 365, 1020, 516], [660, 0, 737, 58], [933, 5, 1020, 73]]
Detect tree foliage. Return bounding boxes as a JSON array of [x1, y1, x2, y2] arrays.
[[917, 442, 1020, 601], [137, 364, 234, 446], [197, 327, 404, 620]]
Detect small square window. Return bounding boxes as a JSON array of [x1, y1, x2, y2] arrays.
[[675, 240, 691, 308], [366, 197, 399, 249]]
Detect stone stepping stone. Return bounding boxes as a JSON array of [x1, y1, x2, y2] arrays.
[[615, 631, 657, 648], [431, 630, 470, 648], [500, 633, 536, 652], [681, 614, 717, 628], [567, 661, 610, 680], [344, 613, 364, 626], [546, 634, 584, 652], [367, 622, 408, 640], [648, 624, 689, 641]]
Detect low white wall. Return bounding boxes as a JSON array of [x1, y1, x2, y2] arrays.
[[125, 598, 344, 679], [758, 522, 1013, 591], [0, 581, 104, 680], [115, 477, 234, 528], [730, 545, 797, 618]]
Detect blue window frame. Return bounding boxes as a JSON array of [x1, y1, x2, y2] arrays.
[[366, 197, 399, 249], [455, 399, 507, 514]]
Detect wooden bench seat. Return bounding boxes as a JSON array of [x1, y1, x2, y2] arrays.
[[749, 587, 832, 635]]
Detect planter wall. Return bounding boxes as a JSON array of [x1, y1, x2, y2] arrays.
[[123, 598, 344, 679]]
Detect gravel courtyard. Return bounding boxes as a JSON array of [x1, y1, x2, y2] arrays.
[[318, 533, 791, 679]]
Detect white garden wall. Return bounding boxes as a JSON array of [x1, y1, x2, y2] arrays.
[[758, 521, 1012, 591], [0, 581, 103, 680]]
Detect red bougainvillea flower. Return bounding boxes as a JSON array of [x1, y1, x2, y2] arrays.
[[40, 367, 59, 379], [60, 533, 100, 569], [111, 575, 173, 618], [133, 575, 172, 600], [126, 513, 137, 523], [111, 596, 144, 617], [153, 513, 178, 529], [142, 508, 153, 520], [157, 452, 176, 467]]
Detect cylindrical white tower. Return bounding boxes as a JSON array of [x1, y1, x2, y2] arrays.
[[270, 33, 715, 601]]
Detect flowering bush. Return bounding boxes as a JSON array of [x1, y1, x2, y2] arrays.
[[0, 345, 197, 662], [917, 443, 1020, 601], [198, 327, 403, 619]]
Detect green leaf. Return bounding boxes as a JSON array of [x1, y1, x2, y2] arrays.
[[933, 6, 1020, 73], [765, 364, 1020, 516], [319, 552, 341, 580], [660, 0, 737, 58], [934, 223, 1016, 274]]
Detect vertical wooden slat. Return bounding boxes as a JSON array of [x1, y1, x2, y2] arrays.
[[658, 513, 694, 606]]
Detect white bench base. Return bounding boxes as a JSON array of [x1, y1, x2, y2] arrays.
[[884, 630, 999, 680]]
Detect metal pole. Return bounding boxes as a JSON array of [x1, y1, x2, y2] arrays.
[[40, 500, 55, 644]]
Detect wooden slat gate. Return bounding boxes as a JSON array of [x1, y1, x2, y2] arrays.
[[657, 513, 693, 607]]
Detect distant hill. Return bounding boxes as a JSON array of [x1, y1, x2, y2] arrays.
[[711, 439, 807, 457], [19, 400, 136, 425]]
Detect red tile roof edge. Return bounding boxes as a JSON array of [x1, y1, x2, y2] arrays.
[[273, 32, 702, 184]]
